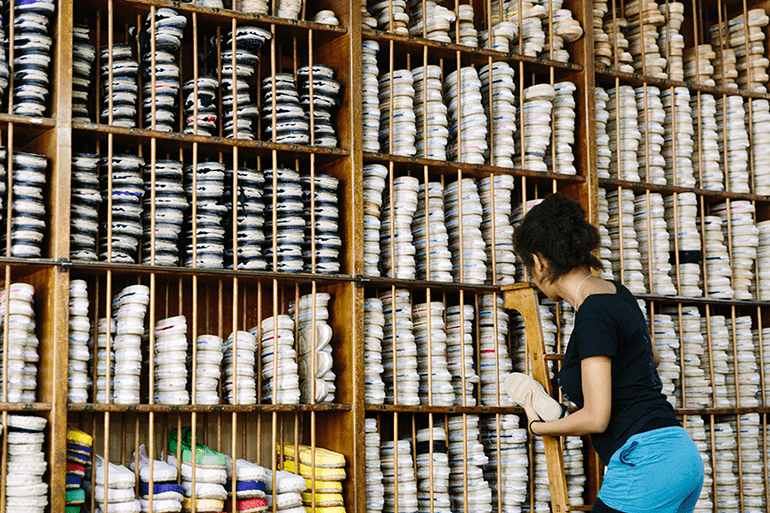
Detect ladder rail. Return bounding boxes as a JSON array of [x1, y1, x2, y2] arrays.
[[503, 283, 569, 513]]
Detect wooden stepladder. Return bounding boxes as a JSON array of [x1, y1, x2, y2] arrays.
[[502, 283, 569, 513]]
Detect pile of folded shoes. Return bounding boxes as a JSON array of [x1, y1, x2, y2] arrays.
[[265, 468, 307, 513], [90, 454, 140, 513], [66, 427, 93, 512], [131, 443, 183, 512], [168, 427, 228, 512], [225, 456, 269, 512], [279, 443, 347, 512], [5, 415, 49, 513]]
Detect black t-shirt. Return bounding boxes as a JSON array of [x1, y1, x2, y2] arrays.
[[558, 281, 679, 464]]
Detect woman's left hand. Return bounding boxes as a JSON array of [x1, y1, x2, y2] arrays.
[[524, 390, 542, 427]]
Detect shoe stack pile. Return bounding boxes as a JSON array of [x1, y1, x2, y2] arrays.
[[478, 17, 518, 53], [728, 316, 761, 407], [726, 414, 765, 511], [381, 439, 417, 513], [414, 426, 451, 513], [717, 96, 750, 193], [751, 99, 770, 195], [701, 315, 731, 409], [697, 215, 733, 298], [412, 301, 453, 407], [532, 437, 554, 507], [11, 0, 55, 116], [223, 330, 258, 405], [540, 304, 559, 355], [101, 154, 145, 263], [709, 24, 738, 89], [758, 221, 770, 300], [5, 152, 48, 258], [264, 468, 306, 513], [273, 0, 303, 19], [378, 69, 416, 156], [447, 415, 491, 511], [662, 88, 696, 187], [220, 27, 271, 140], [445, 67, 487, 164], [684, 416, 713, 513], [482, 415, 528, 510], [606, 189, 646, 294], [595, 88, 612, 179], [707, 422, 739, 512], [131, 444, 183, 513], [110, 285, 149, 404], [684, 45, 716, 85], [184, 161, 227, 268], [479, 175, 515, 285], [445, 178, 486, 284], [4, 415, 48, 513], [544, 5, 584, 62], [451, 4, 478, 47], [515, 84, 554, 173], [596, 189, 615, 280], [478, 294, 514, 406], [380, 175, 419, 280], [68, 280, 91, 404], [262, 73, 307, 145], [691, 94, 723, 190], [633, 192, 676, 296], [665, 306, 710, 409], [302, 173, 341, 274], [260, 315, 301, 404], [626, 0, 667, 78], [93, 316, 116, 403], [92, 455, 140, 513], [66, 427, 92, 513], [635, 85, 666, 184], [407, 0, 455, 41], [361, 40, 381, 153], [381, 288, 419, 405], [142, 160, 187, 266], [72, 25, 95, 123], [364, 296, 386, 404], [224, 167, 267, 271], [557, 301, 576, 350], [100, 43, 139, 127], [183, 76, 219, 136], [510, 307, 559, 379], [153, 316, 189, 405], [549, 81, 578, 175], [446, 303, 478, 406], [412, 65, 449, 160], [70, 153, 102, 261], [0, 283, 38, 402], [363, 163, 387, 276], [290, 292, 335, 403], [592, 4, 611, 67], [730, 9, 770, 92], [193, 335, 223, 405], [712, 200, 758, 300], [480, 62, 516, 169], [606, 86, 641, 181], [648, 313, 679, 408], [263, 167, 305, 273], [300, 64, 341, 148], [664, 193, 702, 297], [224, 457, 268, 513], [657, 2, 685, 80], [140, 8, 185, 132], [367, 0, 408, 34], [280, 444, 346, 511], [510, 2, 547, 57], [565, 436, 586, 506], [412, 182, 452, 282], [168, 428, 227, 513], [603, 16, 635, 72], [365, 418, 385, 513]]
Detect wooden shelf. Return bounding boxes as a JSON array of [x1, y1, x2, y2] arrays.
[[0, 403, 52, 411], [69, 403, 352, 413], [597, 177, 770, 202]]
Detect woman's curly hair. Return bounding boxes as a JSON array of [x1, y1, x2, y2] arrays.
[[514, 193, 602, 283]]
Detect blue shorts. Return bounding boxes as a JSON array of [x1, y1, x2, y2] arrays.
[[598, 427, 704, 513]]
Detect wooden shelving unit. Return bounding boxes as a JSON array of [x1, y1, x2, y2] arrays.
[[2, 0, 770, 512]]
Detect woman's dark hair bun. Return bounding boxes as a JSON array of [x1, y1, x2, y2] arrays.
[[513, 193, 601, 282]]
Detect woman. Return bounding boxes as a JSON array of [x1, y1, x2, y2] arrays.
[[507, 193, 703, 513]]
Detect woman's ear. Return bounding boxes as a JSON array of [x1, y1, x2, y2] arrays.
[[531, 253, 544, 274]]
